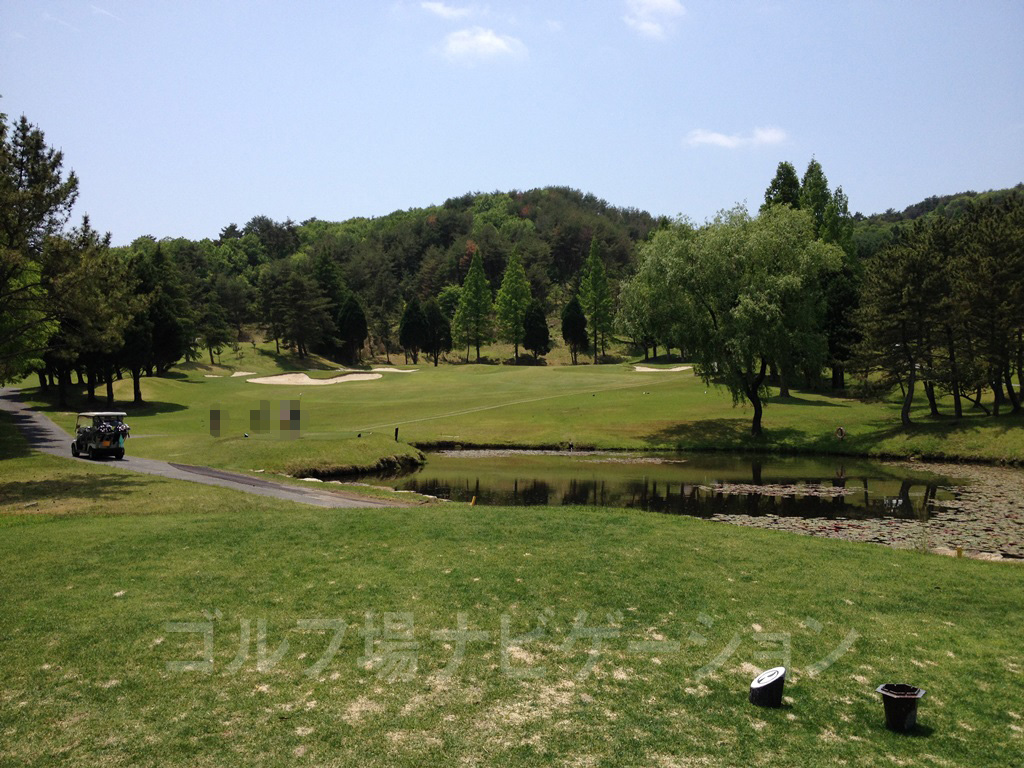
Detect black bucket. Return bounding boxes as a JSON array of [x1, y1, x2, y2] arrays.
[[749, 666, 786, 707], [876, 683, 926, 732]]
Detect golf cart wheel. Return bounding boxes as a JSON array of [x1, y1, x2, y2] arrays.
[[116, 449, 125, 460], [71, 442, 79, 457]]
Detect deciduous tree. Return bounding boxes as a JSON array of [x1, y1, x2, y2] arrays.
[[453, 251, 493, 361], [578, 237, 613, 363], [494, 249, 532, 362], [673, 205, 842, 436]]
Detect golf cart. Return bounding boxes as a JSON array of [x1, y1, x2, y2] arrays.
[[72, 412, 130, 460]]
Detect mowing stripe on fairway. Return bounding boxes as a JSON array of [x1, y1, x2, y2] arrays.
[[352, 378, 663, 431]]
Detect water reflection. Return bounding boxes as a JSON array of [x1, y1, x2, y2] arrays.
[[384, 455, 951, 522]]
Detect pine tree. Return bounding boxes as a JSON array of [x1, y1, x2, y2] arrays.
[[280, 270, 334, 359], [337, 293, 368, 364], [494, 249, 532, 363]]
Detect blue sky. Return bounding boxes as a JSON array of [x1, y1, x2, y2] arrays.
[[2, 1, 1022, 245]]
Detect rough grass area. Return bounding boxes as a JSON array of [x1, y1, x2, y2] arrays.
[[19, 346, 1024, 470], [0, 418, 1022, 766]]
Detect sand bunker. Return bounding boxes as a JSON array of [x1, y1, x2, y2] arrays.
[[203, 374, 220, 378], [246, 373, 382, 386], [633, 365, 692, 372], [230, 371, 257, 377], [371, 367, 416, 373]]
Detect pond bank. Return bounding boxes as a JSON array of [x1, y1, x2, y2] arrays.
[[370, 450, 1024, 561]]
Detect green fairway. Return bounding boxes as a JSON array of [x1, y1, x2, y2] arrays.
[[18, 345, 1024, 477]]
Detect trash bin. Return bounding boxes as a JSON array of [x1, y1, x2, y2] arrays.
[[876, 683, 925, 732]]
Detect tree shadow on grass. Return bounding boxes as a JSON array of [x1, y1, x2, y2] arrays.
[[644, 419, 807, 451], [17, 388, 188, 417], [0, 473, 146, 512], [768, 394, 851, 408], [854, 409, 1024, 444], [0, 412, 33, 460], [254, 347, 336, 371], [155, 371, 192, 381]]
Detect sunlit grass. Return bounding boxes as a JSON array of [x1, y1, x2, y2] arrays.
[[19, 340, 1023, 472], [1, 411, 1021, 766]]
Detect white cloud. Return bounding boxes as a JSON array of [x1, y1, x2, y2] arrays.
[[624, 0, 685, 39], [686, 126, 788, 149], [443, 27, 526, 62], [421, 2, 471, 20]]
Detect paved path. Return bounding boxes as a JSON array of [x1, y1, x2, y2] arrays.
[[0, 388, 394, 509]]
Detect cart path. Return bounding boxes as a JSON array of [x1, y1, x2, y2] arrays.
[[0, 388, 394, 509]]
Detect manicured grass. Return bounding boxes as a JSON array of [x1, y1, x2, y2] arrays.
[[18, 344, 1024, 472], [3, 386, 1023, 766], [0, 462, 1021, 764]]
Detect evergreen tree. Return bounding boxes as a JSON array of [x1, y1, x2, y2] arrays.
[[494, 249, 532, 362], [820, 186, 859, 389], [367, 268, 400, 363], [398, 296, 427, 364], [560, 295, 588, 365], [453, 251, 493, 361], [422, 297, 452, 366], [522, 298, 551, 360], [578, 237, 613, 363], [196, 287, 233, 364], [257, 259, 290, 354], [280, 269, 334, 358], [854, 222, 942, 425], [800, 158, 831, 238], [336, 293, 368, 364], [761, 161, 801, 210], [0, 112, 79, 384], [143, 245, 193, 374], [41, 218, 138, 405]]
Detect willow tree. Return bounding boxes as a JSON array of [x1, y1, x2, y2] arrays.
[[668, 205, 842, 436]]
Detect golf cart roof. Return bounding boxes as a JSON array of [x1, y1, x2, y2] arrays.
[[77, 412, 127, 417]]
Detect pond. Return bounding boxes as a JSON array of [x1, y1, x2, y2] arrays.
[[366, 451, 1024, 560]]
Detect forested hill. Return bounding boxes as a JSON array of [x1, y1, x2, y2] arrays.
[[852, 183, 1023, 260], [199, 187, 661, 308], [855, 183, 1024, 224]]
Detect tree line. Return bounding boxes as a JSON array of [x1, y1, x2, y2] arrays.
[[2, 109, 1020, 435]]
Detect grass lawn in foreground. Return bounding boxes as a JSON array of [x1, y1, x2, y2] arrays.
[[1, 416, 1022, 766], [17, 343, 1024, 473]]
